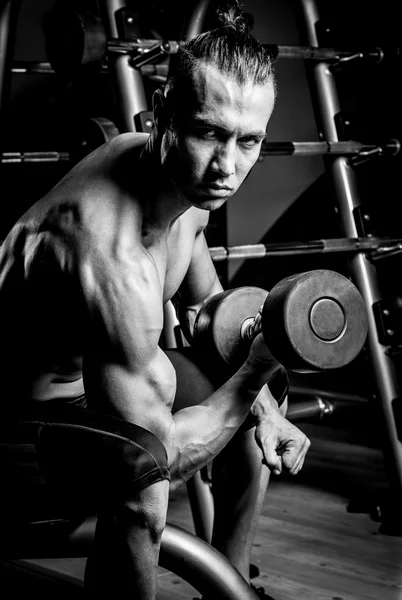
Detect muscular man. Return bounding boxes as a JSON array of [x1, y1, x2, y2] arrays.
[[0, 5, 310, 599]]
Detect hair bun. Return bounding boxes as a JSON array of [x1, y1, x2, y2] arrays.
[[217, 1, 250, 34]]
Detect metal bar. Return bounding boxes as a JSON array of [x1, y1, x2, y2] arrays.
[[260, 139, 400, 157], [289, 385, 369, 407], [11, 61, 55, 74], [186, 470, 214, 543], [287, 387, 369, 422], [69, 521, 259, 599], [181, 0, 211, 41], [2, 151, 70, 163], [106, 41, 384, 66], [108, 37, 163, 52], [101, 0, 147, 133], [209, 237, 402, 262], [129, 40, 179, 69], [0, 0, 22, 162], [286, 397, 334, 422], [10, 60, 166, 80], [299, 0, 402, 520], [2, 141, 399, 164], [0, 0, 13, 109], [265, 44, 383, 63], [11, 41, 386, 78], [2, 516, 259, 599], [160, 523, 259, 600]]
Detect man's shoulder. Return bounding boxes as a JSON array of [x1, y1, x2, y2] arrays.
[[0, 218, 65, 278], [97, 131, 148, 162]]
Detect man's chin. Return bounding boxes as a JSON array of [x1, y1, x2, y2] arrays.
[[187, 188, 234, 210], [192, 196, 229, 211]]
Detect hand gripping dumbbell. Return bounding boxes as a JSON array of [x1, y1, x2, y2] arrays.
[[193, 269, 368, 372]]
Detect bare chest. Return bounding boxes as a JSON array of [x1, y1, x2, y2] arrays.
[[147, 223, 196, 303]]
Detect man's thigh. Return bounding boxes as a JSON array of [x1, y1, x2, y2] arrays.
[[3, 406, 171, 521]]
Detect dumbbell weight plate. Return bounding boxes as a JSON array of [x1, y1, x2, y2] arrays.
[[194, 287, 268, 368], [262, 269, 368, 371], [44, 7, 107, 75]]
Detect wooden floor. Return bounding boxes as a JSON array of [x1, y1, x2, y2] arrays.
[[1, 415, 402, 600]]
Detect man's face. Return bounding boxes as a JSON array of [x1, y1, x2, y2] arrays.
[[160, 63, 275, 210]]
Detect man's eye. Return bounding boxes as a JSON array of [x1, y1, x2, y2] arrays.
[[239, 138, 261, 149], [199, 130, 216, 139]]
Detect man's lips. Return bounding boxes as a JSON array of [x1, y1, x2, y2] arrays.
[[199, 183, 233, 196], [203, 183, 231, 190]]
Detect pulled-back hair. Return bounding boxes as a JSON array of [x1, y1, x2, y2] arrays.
[[164, 1, 276, 112]]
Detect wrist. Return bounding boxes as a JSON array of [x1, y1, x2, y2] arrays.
[[240, 367, 289, 431], [267, 366, 289, 408]]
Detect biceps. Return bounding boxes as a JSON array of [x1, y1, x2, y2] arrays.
[[83, 350, 177, 442]]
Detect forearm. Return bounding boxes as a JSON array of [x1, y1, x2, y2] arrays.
[[249, 367, 289, 423], [167, 356, 274, 489], [93, 350, 273, 490]]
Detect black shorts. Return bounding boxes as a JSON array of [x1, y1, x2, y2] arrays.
[[18, 403, 171, 517]]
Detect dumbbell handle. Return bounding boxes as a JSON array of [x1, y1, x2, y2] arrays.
[[240, 302, 266, 341]]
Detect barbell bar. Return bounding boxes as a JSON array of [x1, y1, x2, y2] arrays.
[[208, 237, 402, 262], [11, 42, 389, 77], [2, 138, 399, 164]]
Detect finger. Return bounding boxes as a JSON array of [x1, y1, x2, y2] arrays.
[[262, 444, 282, 475], [251, 309, 263, 337], [288, 453, 306, 476], [285, 438, 311, 475], [262, 458, 282, 476], [280, 439, 306, 472]]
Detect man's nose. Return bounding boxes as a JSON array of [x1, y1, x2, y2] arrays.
[[211, 141, 235, 177]]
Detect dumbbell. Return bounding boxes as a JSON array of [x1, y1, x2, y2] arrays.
[[193, 269, 368, 372]]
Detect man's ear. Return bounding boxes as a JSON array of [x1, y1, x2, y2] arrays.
[[152, 88, 167, 132]]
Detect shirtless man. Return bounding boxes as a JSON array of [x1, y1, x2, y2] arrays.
[[0, 6, 310, 599]]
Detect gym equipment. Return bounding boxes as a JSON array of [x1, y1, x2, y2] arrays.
[[209, 236, 402, 262], [38, 23, 388, 77], [43, 8, 107, 75], [2, 139, 399, 165], [298, 0, 402, 532], [193, 269, 368, 372], [259, 139, 400, 162], [1, 151, 69, 163], [0, 0, 22, 161]]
